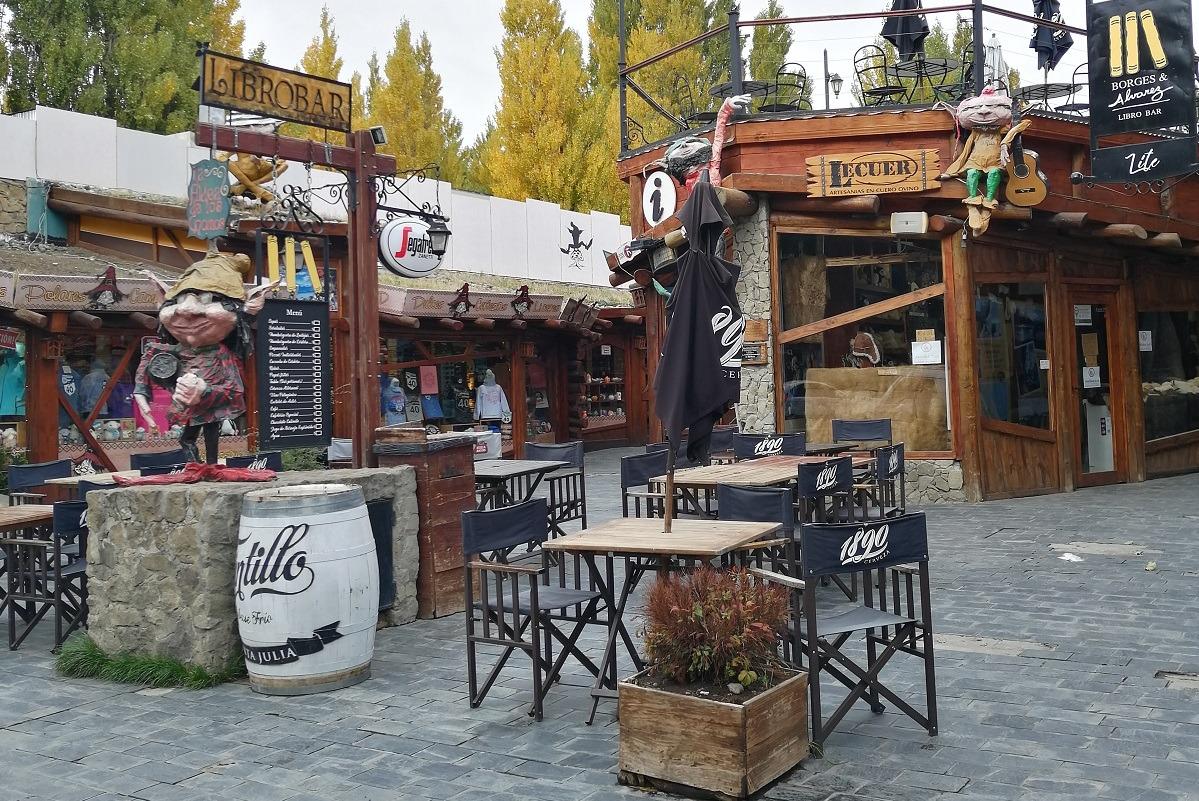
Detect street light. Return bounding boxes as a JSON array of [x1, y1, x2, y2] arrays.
[[823, 49, 843, 110], [426, 218, 452, 257]]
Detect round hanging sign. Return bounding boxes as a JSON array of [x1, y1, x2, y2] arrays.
[[641, 170, 677, 229], [379, 216, 443, 279]]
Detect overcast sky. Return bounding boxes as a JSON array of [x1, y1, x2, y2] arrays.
[[240, 0, 1193, 143]]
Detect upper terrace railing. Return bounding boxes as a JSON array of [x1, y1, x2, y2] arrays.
[[616, 0, 1089, 154]]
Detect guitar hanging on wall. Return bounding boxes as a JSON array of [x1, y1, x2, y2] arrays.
[[1004, 103, 1049, 207]]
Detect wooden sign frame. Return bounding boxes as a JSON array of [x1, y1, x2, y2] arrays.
[[807, 149, 941, 197], [199, 46, 353, 133]]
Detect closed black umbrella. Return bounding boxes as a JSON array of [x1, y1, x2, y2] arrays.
[[881, 0, 930, 62], [1030, 0, 1073, 71], [653, 174, 744, 530]]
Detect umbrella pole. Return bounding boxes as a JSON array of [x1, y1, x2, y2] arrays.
[[663, 446, 675, 533]]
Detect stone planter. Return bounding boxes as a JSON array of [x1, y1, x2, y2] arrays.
[[617, 669, 809, 798]]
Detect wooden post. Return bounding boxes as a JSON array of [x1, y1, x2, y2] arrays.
[[347, 131, 382, 468]]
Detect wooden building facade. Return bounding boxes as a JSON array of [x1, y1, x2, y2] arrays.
[[614, 108, 1199, 501]]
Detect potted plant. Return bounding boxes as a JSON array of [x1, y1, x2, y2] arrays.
[[618, 567, 808, 799]]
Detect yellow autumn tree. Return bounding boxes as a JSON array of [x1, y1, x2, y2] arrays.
[[285, 6, 364, 144], [367, 20, 464, 184], [209, 0, 245, 55], [481, 0, 619, 214], [625, 0, 707, 144]]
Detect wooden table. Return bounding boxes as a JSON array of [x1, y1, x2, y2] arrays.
[[45, 470, 141, 487], [543, 517, 781, 723], [0, 505, 54, 533], [805, 442, 853, 456], [473, 459, 568, 510], [655, 454, 870, 492]]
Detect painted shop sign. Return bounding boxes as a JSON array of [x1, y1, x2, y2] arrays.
[[378, 286, 562, 320], [186, 159, 231, 240], [199, 48, 352, 133], [806, 149, 941, 197], [11, 273, 258, 313]]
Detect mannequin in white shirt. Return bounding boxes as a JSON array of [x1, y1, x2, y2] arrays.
[[474, 369, 511, 420]]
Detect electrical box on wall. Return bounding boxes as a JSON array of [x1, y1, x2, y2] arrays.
[[890, 212, 929, 235]]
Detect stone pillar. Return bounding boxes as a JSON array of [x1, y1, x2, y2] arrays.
[[733, 196, 775, 432], [374, 436, 475, 619], [0, 179, 26, 235], [86, 467, 419, 672]]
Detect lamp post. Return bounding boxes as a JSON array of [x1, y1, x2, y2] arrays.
[[823, 49, 843, 110]]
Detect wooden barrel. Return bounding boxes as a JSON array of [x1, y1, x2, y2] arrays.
[[236, 483, 379, 695]]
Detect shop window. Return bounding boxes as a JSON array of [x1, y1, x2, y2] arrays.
[[1138, 311, 1199, 441], [780, 298, 950, 451], [582, 343, 626, 431], [379, 337, 514, 453], [778, 233, 943, 332], [974, 283, 1050, 430]]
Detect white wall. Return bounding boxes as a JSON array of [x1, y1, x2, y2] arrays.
[[0, 106, 629, 287]]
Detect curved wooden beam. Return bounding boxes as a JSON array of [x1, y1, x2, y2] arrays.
[[130, 312, 159, 331], [509, 319, 528, 330], [381, 312, 420, 329], [1096, 224, 1148, 240], [472, 318, 496, 329], [437, 317, 464, 331], [11, 309, 48, 329], [69, 310, 103, 330]]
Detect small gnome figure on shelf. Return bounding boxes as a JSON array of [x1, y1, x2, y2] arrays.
[[135, 252, 276, 463], [939, 88, 1031, 237]]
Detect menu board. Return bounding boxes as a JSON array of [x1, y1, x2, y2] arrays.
[[255, 299, 331, 450]]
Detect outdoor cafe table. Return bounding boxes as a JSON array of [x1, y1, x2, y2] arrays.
[[0, 504, 56, 622], [542, 517, 782, 724], [473, 459, 569, 510]]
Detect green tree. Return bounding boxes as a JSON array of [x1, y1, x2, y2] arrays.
[[700, 0, 740, 91], [625, 0, 707, 143], [587, 0, 640, 90], [748, 0, 809, 108], [210, 0, 245, 55], [1, 0, 208, 132], [368, 20, 464, 183], [285, 6, 366, 143], [248, 40, 267, 61]]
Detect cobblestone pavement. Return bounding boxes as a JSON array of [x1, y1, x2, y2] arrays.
[[1, 448, 1197, 801]]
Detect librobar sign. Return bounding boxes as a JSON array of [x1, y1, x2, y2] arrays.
[[200, 48, 352, 133]]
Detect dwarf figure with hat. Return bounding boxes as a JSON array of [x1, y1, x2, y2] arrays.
[[86, 266, 128, 310], [134, 252, 275, 463], [939, 88, 1030, 236]]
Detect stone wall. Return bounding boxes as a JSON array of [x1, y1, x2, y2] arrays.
[[733, 196, 775, 432], [905, 459, 967, 504], [86, 467, 419, 671], [0, 179, 25, 234]]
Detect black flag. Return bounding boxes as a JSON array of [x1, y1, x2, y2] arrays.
[[881, 0, 930, 62], [653, 179, 744, 465], [1030, 0, 1074, 71]]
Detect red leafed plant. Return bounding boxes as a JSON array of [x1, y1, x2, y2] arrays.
[[642, 566, 790, 689]]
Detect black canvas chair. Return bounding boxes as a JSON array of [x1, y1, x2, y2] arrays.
[[7, 459, 72, 505], [755, 513, 938, 748], [854, 44, 907, 106], [524, 441, 587, 535], [138, 463, 187, 476], [2, 500, 88, 650], [831, 418, 893, 449], [709, 424, 737, 461], [129, 449, 189, 470], [462, 499, 602, 721], [733, 432, 806, 461], [225, 452, 284, 471], [77, 480, 110, 499], [620, 450, 671, 518], [858, 443, 906, 519], [716, 484, 792, 574], [797, 457, 859, 601]]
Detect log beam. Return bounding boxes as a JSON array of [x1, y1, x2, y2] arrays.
[[437, 317, 464, 331], [1050, 212, 1088, 228], [1147, 232, 1183, 248], [69, 310, 103, 330], [715, 186, 757, 218], [472, 318, 496, 329], [130, 312, 159, 330], [509, 319, 528, 330], [990, 205, 1033, 221], [775, 195, 881, 214], [1095, 223, 1149, 240], [623, 315, 645, 325], [593, 318, 614, 329], [929, 215, 964, 233], [11, 309, 48, 329], [381, 313, 420, 328]]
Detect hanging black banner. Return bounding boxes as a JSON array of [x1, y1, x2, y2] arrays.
[[1091, 135, 1197, 181], [1086, 0, 1195, 138]]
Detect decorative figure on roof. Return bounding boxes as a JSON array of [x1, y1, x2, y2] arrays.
[[938, 88, 1031, 236], [511, 285, 533, 318], [86, 266, 127, 310], [135, 253, 276, 464], [448, 283, 474, 317], [219, 153, 288, 203], [643, 94, 752, 190]]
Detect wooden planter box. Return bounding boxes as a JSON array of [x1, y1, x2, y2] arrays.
[[618, 669, 809, 798]]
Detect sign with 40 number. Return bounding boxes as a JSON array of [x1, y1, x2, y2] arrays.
[[186, 159, 231, 240]]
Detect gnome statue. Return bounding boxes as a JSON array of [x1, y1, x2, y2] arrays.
[[134, 253, 274, 463], [939, 88, 1031, 236]]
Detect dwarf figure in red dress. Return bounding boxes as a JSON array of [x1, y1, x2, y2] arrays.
[[135, 252, 274, 463]]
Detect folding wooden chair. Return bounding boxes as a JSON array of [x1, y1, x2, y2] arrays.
[[765, 513, 939, 748], [462, 499, 603, 722]]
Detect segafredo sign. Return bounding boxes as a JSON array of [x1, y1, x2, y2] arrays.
[[379, 216, 442, 279]]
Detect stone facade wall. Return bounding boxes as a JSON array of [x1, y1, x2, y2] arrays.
[[905, 459, 967, 504], [733, 196, 775, 432], [0, 179, 26, 235], [87, 467, 419, 671]]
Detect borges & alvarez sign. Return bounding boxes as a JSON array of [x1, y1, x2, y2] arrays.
[[807, 149, 941, 197]]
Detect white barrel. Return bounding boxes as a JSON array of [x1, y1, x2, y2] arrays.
[[236, 484, 378, 695]]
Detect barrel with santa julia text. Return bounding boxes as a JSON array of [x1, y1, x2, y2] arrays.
[[236, 484, 378, 695]]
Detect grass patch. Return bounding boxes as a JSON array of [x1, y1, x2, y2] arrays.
[[56, 635, 247, 689]]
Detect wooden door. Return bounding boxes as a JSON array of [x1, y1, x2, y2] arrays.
[[1066, 288, 1128, 488]]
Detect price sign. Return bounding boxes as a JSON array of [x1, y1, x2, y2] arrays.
[[186, 159, 231, 240], [255, 299, 332, 449]]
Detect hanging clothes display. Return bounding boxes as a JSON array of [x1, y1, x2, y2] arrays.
[[474, 369, 511, 420]]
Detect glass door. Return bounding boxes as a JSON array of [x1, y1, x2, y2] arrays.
[[1069, 291, 1125, 486]]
